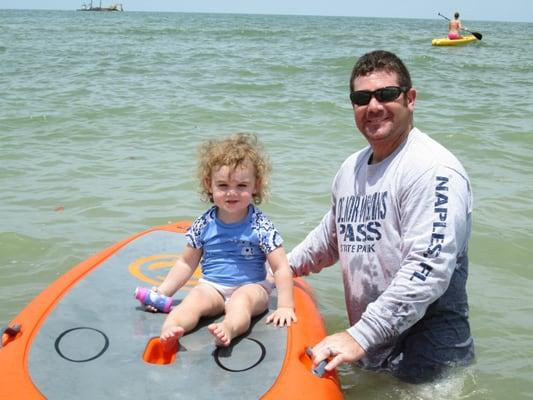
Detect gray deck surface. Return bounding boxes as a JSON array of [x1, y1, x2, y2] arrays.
[[28, 229, 286, 399]]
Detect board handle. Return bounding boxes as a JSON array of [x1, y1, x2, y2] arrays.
[[305, 347, 328, 377], [1, 324, 21, 348]]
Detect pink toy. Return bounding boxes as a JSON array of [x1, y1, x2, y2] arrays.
[[134, 287, 173, 313]]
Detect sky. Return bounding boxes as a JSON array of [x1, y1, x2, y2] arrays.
[[0, 0, 532, 23]]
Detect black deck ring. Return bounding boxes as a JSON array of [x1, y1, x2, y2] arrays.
[[213, 337, 266, 372], [54, 326, 110, 363]]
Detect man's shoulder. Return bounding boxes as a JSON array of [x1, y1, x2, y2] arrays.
[[407, 128, 467, 173]]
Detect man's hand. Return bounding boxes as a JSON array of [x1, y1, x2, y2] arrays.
[[309, 331, 366, 372]]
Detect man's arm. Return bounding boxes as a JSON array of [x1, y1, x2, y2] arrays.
[[348, 166, 472, 352], [288, 209, 339, 276]]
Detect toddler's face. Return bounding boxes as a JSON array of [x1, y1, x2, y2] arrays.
[[208, 163, 258, 223]]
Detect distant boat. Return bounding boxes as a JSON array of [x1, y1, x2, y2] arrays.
[[78, 1, 123, 11]]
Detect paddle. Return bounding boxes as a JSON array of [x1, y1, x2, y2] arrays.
[[438, 13, 483, 40]]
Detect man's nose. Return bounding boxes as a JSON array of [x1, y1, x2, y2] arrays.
[[367, 95, 384, 110]]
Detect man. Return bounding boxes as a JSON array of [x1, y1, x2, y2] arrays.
[[289, 50, 474, 383]]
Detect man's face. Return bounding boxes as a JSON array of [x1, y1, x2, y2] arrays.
[[352, 70, 416, 157]]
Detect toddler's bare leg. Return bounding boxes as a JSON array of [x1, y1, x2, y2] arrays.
[[160, 283, 224, 350], [208, 283, 268, 346]]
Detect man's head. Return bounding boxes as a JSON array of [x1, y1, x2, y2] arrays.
[[348, 50, 416, 162], [349, 50, 412, 93]]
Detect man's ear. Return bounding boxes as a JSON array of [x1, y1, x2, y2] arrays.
[[407, 87, 416, 111]]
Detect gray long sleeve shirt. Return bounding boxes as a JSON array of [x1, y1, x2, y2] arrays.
[[288, 128, 472, 368]]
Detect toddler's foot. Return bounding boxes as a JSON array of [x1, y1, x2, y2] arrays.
[[160, 326, 184, 351], [208, 322, 232, 347]]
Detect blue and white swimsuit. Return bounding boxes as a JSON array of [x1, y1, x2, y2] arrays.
[[186, 204, 283, 287]]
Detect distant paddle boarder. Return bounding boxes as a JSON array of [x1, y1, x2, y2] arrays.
[[438, 12, 482, 41], [448, 12, 464, 39]]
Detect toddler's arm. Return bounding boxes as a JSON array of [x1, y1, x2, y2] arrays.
[[146, 244, 201, 311], [265, 246, 297, 326]]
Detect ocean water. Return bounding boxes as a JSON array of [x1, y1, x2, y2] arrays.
[[1, 9, 533, 399]]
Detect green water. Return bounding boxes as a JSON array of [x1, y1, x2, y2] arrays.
[[1, 9, 533, 399]]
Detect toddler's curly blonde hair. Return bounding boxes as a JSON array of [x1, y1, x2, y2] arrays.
[[198, 133, 271, 204]]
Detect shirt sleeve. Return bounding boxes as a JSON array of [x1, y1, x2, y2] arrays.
[[347, 165, 472, 351], [185, 208, 214, 249], [288, 208, 339, 276], [254, 209, 284, 254]]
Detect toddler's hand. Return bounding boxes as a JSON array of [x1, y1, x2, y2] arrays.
[[266, 307, 297, 327]]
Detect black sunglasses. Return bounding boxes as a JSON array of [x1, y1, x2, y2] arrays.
[[349, 86, 410, 106]]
